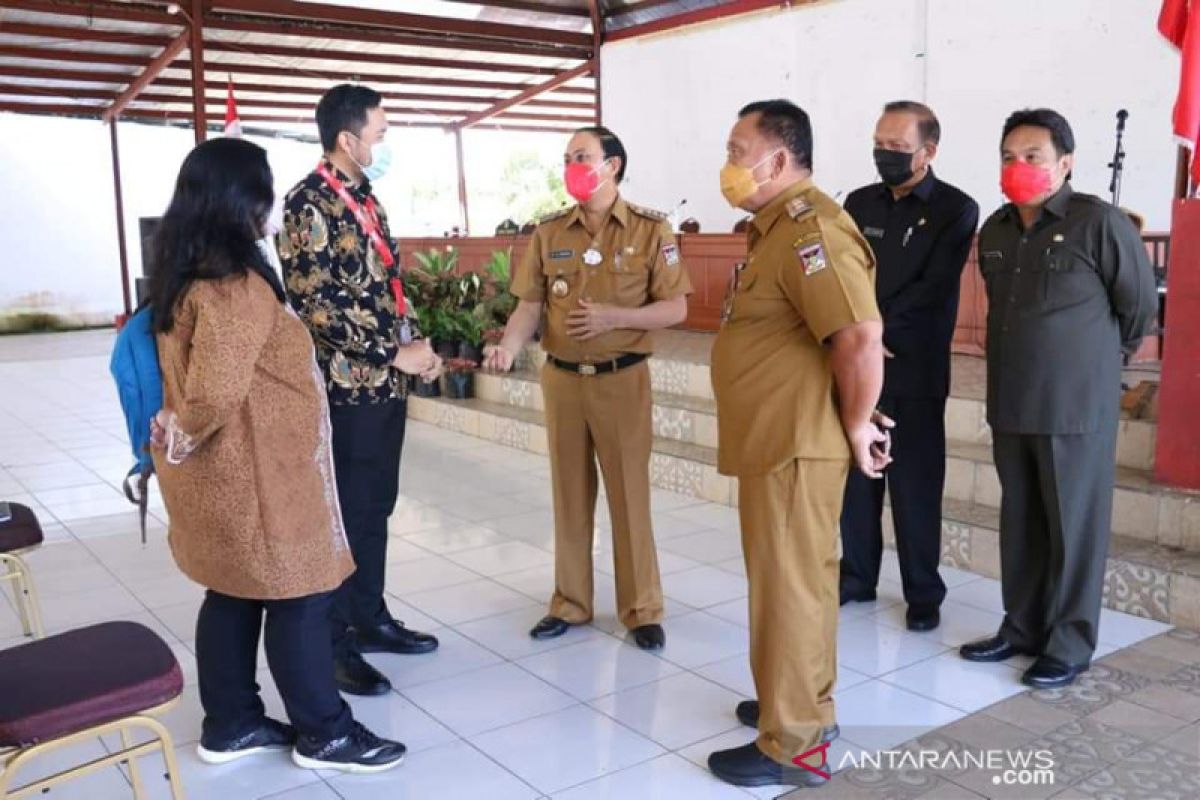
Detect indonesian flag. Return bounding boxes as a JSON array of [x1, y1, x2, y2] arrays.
[[1160, 0, 1200, 184], [224, 78, 242, 138]]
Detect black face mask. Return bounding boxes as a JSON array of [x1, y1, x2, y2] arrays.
[[873, 148, 916, 187]]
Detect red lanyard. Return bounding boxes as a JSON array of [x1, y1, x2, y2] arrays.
[[316, 163, 407, 315]]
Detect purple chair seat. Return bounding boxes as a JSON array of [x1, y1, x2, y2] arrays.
[[0, 503, 42, 553], [0, 621, 183, 746]]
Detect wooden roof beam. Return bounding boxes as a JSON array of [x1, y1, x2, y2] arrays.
[[0, 70, 595, 108], [0, 46, 596, 94], [457, 60, 594, 129], [607, 0, 803, 41], [0, 0, 177, 26], [0, 102, 584, 134], [438, 0, 591, 18], [103, 29, 189, 122], [204, 15, 590, 60], [206, 0, 590, 48], [200, 40, 568, 77]]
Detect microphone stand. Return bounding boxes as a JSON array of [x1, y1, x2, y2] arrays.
[[1108, 110, 1128, 206]]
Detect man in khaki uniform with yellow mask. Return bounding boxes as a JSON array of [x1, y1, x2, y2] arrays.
[[707, 100, 890, 789], [483, 126, 692, 650]]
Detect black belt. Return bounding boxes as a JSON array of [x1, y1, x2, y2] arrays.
[[548, 353, 646, 376]]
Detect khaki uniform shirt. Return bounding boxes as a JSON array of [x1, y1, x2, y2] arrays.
[[712, 180, 881, 476], [511, 198, 693, 362]]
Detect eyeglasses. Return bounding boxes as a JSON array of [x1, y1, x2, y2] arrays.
[[720, 261, 747, 324]]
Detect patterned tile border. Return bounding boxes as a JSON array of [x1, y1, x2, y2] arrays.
[[411, 397, 1200, 630]]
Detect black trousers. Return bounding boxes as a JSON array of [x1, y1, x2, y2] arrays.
[[993, 426, 1117, 667], [840, 395, 948, 610], [196, 589, 352, 742], [329, 398, 407, 658]]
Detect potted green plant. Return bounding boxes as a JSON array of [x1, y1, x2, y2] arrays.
[[409, 371, 441, 398], [480, 249, 518, 332], [442, 358, 478, 400]]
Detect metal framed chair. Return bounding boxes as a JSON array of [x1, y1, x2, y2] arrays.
[[0, 502, 45, 640], [0, 621, 186, 799]]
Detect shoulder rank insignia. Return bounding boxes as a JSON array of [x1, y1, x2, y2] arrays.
[[797, 241, 828, 276], [628, 203, 667, 221], [786, 197, 814, 220]]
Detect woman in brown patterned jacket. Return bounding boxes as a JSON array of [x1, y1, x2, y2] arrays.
[[149, 138, 406, 774]]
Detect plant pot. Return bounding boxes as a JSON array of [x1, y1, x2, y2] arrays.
[[409, 374, 441, 398], [458, 341, 483, 363], [435, 339, 459, 361], [443, 371, 475, 400]]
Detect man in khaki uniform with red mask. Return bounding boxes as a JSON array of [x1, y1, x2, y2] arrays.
[[483, 126, 691, 650], [707, 100, 889, 790]]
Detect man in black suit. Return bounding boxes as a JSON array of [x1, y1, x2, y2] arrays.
[[839, 101, 979, 632]]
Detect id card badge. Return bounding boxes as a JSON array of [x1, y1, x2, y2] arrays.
[[398, 319, 414, 345]]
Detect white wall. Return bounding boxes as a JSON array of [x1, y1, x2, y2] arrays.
[[601, 0, 1180, 233], [0, 114, 320, 324], [0, 117, 491, 324]]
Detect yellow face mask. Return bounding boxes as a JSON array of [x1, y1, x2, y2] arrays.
[[720, 148, 781, 208]]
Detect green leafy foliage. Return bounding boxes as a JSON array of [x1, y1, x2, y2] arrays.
[[404, 247, 519, 348]]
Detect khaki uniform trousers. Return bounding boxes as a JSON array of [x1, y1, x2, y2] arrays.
[[541, 360, 664, 630], [739, 457, 849, 766]]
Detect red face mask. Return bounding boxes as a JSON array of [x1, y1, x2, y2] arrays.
[[564, 161, 609, 203], [1001, 160, 1053, 205]]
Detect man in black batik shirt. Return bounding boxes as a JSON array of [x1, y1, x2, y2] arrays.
[[280, 84, 442, 697]]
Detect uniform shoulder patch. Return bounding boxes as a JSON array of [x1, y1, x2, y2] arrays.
[[627, 202, 668, 221], [786, 197, 815, 220], [661, 242, 680, 267], [795, 239, 828, 276], [537, 207, 571, 225]]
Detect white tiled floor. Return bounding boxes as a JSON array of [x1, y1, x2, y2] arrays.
[[0, 332, 1176, 799]]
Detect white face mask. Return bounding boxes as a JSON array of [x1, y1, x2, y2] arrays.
[[348, 134, 392, 181]]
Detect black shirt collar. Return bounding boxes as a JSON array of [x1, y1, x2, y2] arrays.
[[1042, 181, 1073, 218], [1000, 181, 1073, 224], [874, 167, 937, 202]]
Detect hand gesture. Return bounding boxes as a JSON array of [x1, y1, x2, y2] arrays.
[[393, 339, 438, 376], [482, 344, 516, 373], [420, 352, 444, 383], [150, 410, 169, 450], [566, 300, 620, 340], [849, 420, 893, 479]]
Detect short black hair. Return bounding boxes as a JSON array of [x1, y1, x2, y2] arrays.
[[883, 100, 941, 145], [1001, 108, 1075, 156], [316, 84, 383, 153], [738, 99, 813, 171], [573, 125, 627, 181]]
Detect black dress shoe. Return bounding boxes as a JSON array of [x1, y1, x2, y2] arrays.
[[708, 742, 829, 788], [839, 586, 877, 607], [960, 634, 1027, 663], [1022, 657, 1089, 689], [734, 701, 839, 743], [334, 652, 392, 696], [906, 606, 941, 632], [529, 615, 571, 640], [356, 620, 439, 655], [632, 624, 665, 650]]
